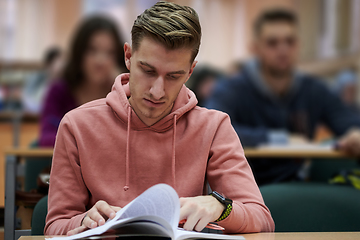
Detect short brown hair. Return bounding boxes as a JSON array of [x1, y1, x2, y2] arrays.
[[254, 8, 298, 36], [131, 1, 201, 63]]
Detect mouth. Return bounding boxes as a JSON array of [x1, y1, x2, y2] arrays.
[[143, 98, 166, 108]]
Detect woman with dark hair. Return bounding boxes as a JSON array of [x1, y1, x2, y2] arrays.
[[39, 15, 127, 147]]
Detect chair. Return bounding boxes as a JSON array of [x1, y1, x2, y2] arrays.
[[260, 182, 360, 232], [25, 140, 52, 192], [31, 196, 48, 235], [309, 159, 359, 182]]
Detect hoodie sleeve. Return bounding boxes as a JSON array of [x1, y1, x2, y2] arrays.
[[206, 113, 275, 233], [317, 82, 360, 135], [44, 114, 89, 235]]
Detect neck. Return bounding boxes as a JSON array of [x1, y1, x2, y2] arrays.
[[260, 65, 292, 96], [128, 97, 174, 127]]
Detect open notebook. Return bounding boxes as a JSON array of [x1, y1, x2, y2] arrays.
[[47, 184, 244, 240]]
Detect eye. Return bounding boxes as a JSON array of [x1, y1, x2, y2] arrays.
[[168, 75, 180, 80], [142, 68, 155, 75], [146, 70, 155, 75], [87, 46, 97, 54]]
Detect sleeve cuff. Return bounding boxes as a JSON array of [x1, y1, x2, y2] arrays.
[[267, 130, 289, 144]]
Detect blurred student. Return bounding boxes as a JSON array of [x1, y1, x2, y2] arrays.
[[39, 15, 127, 147], [227, 61, 243, 77], [206, 9, 360, 185], [186, 65, 221, 106], [334, 70, 359, 114], [22, 47, 63, 114]]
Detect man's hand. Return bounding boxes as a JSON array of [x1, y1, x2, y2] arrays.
[[179, 196, 225, 232], [67, 200, 121, 236], [337, 128, 360, 156]]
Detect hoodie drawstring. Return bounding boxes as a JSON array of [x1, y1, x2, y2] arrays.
[[172, 115, 177, 188], [123, 109, 177, 191], [124, 106, 131, 191]]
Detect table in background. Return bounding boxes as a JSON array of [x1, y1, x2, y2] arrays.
[[244, 147, 355, 159], [18, 232, 360, 240], [4, 148, 53, 240]]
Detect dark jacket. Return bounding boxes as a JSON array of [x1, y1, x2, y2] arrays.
[[206, 60, 360, 185]]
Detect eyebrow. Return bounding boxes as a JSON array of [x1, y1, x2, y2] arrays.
[[139, 61, 186, 75]]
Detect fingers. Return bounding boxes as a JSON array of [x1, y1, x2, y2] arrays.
[[67, 226, 87, 236], [179, 198, 194, 221], [110, 205, 122, 213], [194, 216, 210, 232], [179, 198, 196, 231], [183, 214, 200, 231], [179, 197, 213, 232], [82, 201, 120, 230], [83, 210, 105, 228], [337, 129, 360, 156], [338, 137, 360, 156], [68, 201, 122, 237], [96, 200, 117, 220]]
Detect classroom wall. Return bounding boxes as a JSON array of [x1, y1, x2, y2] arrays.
[[2, 0, 360, 70], [0, 0, 82, 62]]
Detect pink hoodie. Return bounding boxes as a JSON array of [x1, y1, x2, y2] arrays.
[[45, 73, 274, 235]]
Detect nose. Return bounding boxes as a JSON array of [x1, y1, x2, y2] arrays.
[[149, 76, 165, 100]]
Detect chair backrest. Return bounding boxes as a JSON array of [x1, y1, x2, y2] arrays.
[[260, 182, 360, 232], [31, 195, 48, 235], [309, 159, 359, 182], [25, 140, 52, 192]]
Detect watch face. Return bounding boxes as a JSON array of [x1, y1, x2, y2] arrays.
[[212, 191, 226, 202]]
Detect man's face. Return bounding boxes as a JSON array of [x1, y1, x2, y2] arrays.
[[124, 37, 196, 126], [253, 22, 299, 77]]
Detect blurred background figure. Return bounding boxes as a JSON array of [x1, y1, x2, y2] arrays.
[[206, 9, 360, 185], [39, 15, 127, 147], [333, 69, 360, 114], [21, 47, 63, 114], [186, 65, 222, 107], [226, 61, 244, 77]]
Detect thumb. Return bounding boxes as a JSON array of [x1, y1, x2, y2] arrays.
[[67, 225, 87, 236]]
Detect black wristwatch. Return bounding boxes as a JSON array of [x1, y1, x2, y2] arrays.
[[210, 191, 233, 222]]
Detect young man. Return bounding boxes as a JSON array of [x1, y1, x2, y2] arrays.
[[206, 9, 360, 185], [45, 1, 274, 235]]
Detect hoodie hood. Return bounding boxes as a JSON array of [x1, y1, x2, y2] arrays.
[[105, 73, 198, 191], [243, 58, 303, 105], [106, 73, 198, 132]]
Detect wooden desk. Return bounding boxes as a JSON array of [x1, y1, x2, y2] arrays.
[[0, 112, 39, 122], [17, 232, 360, 240], [4, 147, 355, 159], [244, 148, 354, 159], [4, 148, 54, 157]]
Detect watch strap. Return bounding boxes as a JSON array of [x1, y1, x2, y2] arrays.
[[210, 191, 233, 222]]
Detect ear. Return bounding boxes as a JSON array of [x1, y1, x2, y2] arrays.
[[124, 42, 132, 71], [185, 60, 198, 84]]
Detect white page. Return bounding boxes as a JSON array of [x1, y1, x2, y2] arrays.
[[175, 228, 245, 240], [117, 183, 180, 230], [257, 143, 333, 151], [46, 184, 180, 240]]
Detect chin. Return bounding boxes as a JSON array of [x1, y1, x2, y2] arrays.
[[139, 107, 164, 119]]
